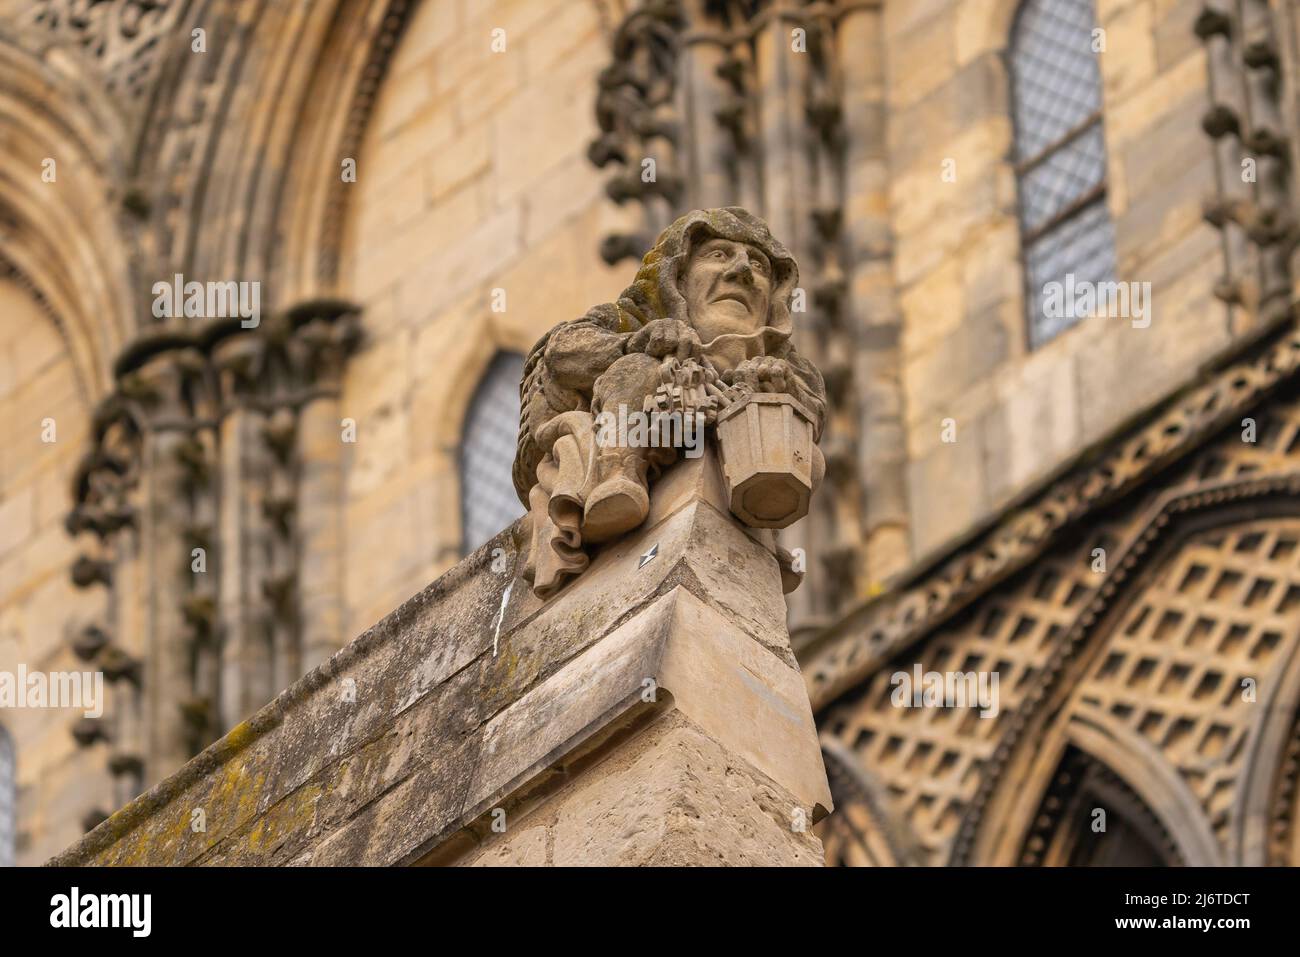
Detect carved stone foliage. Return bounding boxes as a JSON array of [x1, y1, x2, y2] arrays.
[[590, 0, 686, 262], [816, 372, 1300, 866], [1195, 0, 1300, 326], [21, 0, 186, 98], [0, 0, 401, 845], [0, 0, 410, 826]]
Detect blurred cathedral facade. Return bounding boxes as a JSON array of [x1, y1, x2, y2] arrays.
[[2, 0, 1300, 866]]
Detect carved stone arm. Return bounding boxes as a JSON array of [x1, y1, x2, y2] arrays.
[[542, 317, 630, 392]]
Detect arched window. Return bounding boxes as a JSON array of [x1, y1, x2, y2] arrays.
[[1010, 0, 1116, 348], [460, 351, 527, 554], [0, 727, 14, 867]]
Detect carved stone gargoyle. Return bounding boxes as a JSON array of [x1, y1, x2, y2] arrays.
[[512, 207, 827, 599]]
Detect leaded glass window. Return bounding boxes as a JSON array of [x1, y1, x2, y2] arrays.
[[460, 352, 526, 554], [1011, 0, 1117, 347], [0, 727, 14, 867]]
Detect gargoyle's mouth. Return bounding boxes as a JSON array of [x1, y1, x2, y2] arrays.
[[710, 291, 752, 308]]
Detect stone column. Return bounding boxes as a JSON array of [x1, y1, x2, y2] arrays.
[[212, 337, 276, 729], [838, 2, 909, 583], [677, 0, 733, 208], [293, 314, 353, 674], [134, 357, 200, 780]]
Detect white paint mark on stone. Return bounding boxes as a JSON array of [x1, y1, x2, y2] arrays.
[[492, 580, 513, 658]]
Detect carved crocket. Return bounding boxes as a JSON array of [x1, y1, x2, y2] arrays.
[[512, 207, 827, 598]]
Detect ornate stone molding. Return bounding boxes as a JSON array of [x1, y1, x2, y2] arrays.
[[1014, 745, 1183, 866], [0, 0, 415, 413], [1196, 0, 1299, 327], [314, 0, 414, 284], [65, 303, 360, 796], [21, 0, 187, 99], [952, 473, 1300, 864], [1268, 706, 1300, 864], [813, 373, 1300, 866]]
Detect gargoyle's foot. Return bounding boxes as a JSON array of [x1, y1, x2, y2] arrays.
[[582, 448, 651, 544]]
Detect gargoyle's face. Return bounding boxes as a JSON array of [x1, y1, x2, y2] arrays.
[[681, 237, 773, 343]]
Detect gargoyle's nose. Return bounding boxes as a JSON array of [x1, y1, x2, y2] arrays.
[[722, 254, 755, 285]]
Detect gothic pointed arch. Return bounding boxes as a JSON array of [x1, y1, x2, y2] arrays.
[[967, 484, 1300, 865], [0, 30, 139, 401], [813, 362, 1300, 865], [989, 707, 1219, 865], [70, 0, 419, 305], [818, 736, 924, 867], [1230, 636, 1300, 864], [0, 1, 412, 798], [1264, 700, 1300, 864], [1016, 741, 1184, 866], [2, 0, 418, 344], [270, 0, 417, 301]]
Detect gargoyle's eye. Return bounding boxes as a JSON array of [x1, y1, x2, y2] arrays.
[[751, 258, 769, 274], [710, 248, 729, 260]]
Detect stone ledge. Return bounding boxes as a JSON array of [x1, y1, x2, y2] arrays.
[[50, 446, 829, 866]]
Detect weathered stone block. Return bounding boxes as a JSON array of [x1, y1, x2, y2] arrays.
[[548, 712, 825, 867]]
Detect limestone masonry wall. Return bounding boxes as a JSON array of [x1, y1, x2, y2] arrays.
[[337, 0, 631, 637], [892, 0, 1228, 557], [0, 280, 111, 863]]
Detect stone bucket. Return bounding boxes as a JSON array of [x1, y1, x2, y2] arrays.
[[714, 392, 824, 528]]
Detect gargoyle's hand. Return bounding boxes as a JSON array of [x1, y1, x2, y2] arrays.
[[729, 355, 791, 394], [627, 319, 702, 361], [660, 356, 714, 389]]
